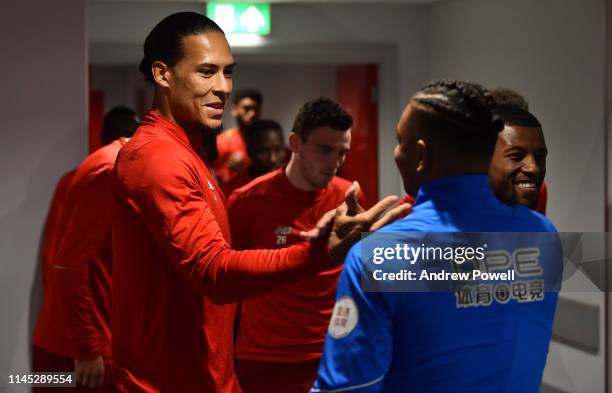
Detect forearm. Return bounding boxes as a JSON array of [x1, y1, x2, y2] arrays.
[[58, 263, 101, 359], [200, 238, 330, 305]]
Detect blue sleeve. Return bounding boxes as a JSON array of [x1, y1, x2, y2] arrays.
[[311, 243, 393, 393]]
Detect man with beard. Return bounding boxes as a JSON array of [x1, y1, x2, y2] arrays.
[[109, 12, 405, 393]]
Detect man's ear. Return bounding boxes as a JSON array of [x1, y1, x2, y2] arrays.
[[152, 61, 171, 88], [288, 133, 301, 154], [416, 138, 429, 174]]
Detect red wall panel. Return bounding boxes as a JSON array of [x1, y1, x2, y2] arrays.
[[336, 64, 379, 208]]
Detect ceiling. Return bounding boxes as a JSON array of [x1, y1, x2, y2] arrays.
[[91, 0, 439, 4]]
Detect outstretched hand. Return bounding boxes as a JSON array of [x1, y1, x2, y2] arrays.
[[329, 182, 411, 264]]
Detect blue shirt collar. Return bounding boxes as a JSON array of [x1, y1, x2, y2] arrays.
[[413, 174, 497, 208]]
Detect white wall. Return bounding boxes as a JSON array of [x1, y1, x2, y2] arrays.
[[222, 63, 337, 132], [428, 0, 606, 233], [91, 65, 151, 115], [0, 0, 87, 389], [88, 1, 431, 198], [428, 0, 606, 392], [91, 63, 337, 137]]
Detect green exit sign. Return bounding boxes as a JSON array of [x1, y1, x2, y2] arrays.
[[207, 2, 271, 35]]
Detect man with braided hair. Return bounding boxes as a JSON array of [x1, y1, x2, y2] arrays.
[[398, 86, 548, 215], [312, 80, 560, 393]]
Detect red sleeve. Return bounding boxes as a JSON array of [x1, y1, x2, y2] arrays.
[[397, 194, 415, 218], [41, 170, 75, 283], [536, 181, 548, 215], [226, 190, 251, 251], [118, 144, 330, 305], [54, 167, 112, 360]]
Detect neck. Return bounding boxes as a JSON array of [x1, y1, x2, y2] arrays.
[[427, 163, 489, 184], [154, 95, 193, 134], [285, 155, 318, 192]]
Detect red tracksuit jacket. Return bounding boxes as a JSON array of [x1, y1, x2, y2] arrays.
[[109, 111, 329, 393]]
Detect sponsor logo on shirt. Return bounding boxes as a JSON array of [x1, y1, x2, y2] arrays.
[[328, 296, 359, 339], [275, 226, 294, 245], [455, 247, 545, 308]]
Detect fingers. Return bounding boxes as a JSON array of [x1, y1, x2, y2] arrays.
[[344, 181, 363, 216], [361, 195, 399, 223], [76, 367, 86, 387], [317, 209, 336, 234], [335, 201, 348, 218], [75, 357, 105, 389], [93, 367, 105, 388], [299, 209, 336, 241], [299, 227, 320, 241], [370, 203, 412, 232]]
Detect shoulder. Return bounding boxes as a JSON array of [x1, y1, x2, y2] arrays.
[[328, 176, 357, 197], [117, 137, 195, 172], [115, 138, 204, 194], [490, 199, 557, 233], [78, 142, 119, 173], [343, 241, 366, 279], [227, 170, 281, 206], [72, 143, 123, 187], [57, 169, 76, 189], [519, 206, 558, 233], [330, 176, 354, 190], [217, 128, 239, 143]]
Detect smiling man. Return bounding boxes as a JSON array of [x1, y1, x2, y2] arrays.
[[489, 106, 547, 210], [109, 12, 400, 393], [312, 80, 559, 393]]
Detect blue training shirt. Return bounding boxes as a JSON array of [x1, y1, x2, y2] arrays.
[[312, 175, 560, 393]]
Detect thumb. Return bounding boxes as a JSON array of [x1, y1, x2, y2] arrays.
[[345, 181, 362, 216]]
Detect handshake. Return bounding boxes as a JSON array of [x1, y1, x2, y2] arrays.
[[299, 181, 412, 264]]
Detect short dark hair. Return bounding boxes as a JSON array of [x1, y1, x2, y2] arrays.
[[494, 104, 542, 128], [101, 106, 139, 145], [490, 87, 529, 111], [139, 12, 224, 84], [245, 119, 283, 148], [292, 98, 353, 142], [232, 88, 263, 106], [410, 79, 504, 157]]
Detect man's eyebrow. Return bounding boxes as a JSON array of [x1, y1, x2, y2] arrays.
[[504, 145, 524, 152], [197, 62, 237, 68]]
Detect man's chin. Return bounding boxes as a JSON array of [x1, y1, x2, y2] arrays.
[[208, 123, 224, 135], [197, 121, 223, 136], [514, 192, 539, 210]]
